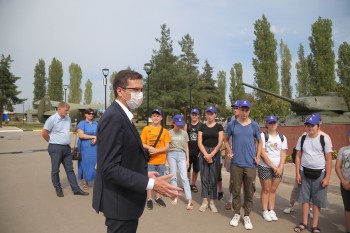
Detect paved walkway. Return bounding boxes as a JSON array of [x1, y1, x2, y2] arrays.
[[0, 131, 346, 233]]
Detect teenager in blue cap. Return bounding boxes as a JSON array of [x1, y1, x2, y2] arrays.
[[294, 115, 333, 233], [198, 106, 224, 213], [168, 114, 193, 210], [258, 115, 288, 222], [335, 131, 350, 233]]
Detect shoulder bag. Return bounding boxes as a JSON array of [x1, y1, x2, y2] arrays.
[[144, 126, 163, 162]]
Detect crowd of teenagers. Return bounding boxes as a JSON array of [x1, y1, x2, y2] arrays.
[[141, 99, 350, 233], [42, 81, 350, 233]]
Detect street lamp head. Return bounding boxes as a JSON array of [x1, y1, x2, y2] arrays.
[[143, 63, 153, 75], [102, 68, 109, 78], [64, 84, 68, 91]]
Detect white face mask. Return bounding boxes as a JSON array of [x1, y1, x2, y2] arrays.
[[125, 91, 143, 110]]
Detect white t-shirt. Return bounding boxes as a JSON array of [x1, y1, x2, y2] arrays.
[[296, 134, 332, 170], [259, 132, 288, 167], [337, 145, 350, 181]]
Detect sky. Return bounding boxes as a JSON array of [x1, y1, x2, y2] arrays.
[[1, 0, 350, 112]]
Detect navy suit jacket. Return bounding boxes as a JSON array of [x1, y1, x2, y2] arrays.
[[92, 101, 148, 220]]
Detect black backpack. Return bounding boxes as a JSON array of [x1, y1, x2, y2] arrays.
[[263, 131, 284, 143], [291, 134, 325, 164]]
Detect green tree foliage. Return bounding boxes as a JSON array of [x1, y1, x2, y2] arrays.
[[336, 42, 350, 109], [198, 59, 220, 110], [67, 63, 82, 103], [32, 59, 46, 109], [47, 58, 63, 101], [109, 71, 117, 103], [308, 17, 336, 95], [0, 54, 26, 127], [252, 15, 279, 98], [178, 34, 200, 112], [146, 24, 180, 122], [84, 79, 93, 105], [279, 39, 292, 98], [295, 44, 309, 97], [216, 70, 230, 117], [229, 63, 245, 104], [252, 15, 280, 121]]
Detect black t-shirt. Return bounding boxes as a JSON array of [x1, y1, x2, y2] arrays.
[[199, 123, 224, 147], [187, 122, 202, 155]]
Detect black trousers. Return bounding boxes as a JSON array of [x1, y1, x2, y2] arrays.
[[105, 218, 138, 233]]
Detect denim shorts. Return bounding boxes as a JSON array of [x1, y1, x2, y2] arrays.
[[298, 170, 328, 208], [148, 164, 166, 176]]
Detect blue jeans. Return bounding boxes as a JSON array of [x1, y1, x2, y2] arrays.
[[48, 144, 79, 192], [147, 164, 166, 176], [167, 151, 192, 201]]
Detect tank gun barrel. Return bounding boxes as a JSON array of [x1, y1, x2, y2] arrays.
[[242, 82, 294, 103]]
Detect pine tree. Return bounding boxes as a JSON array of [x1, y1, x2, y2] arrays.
[[0, 54, 26, 127], [109, 71, 117, 104], [84, 79, 93, 104], [308, 17, 336, 95], [32, 59, 46, 108], [68, 63, 82, 103], [47, 58, 63, 101], [198, 59, 220, 110]]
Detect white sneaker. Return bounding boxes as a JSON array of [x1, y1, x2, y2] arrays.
[[230, 214, 240, 227], [283, 205, 295, 214], [309, 208, 313, 218], [243, 216, 253, 230], [269, 210, 278, 221], [262, 210, 272, 222], [209, 202, 218, 213]]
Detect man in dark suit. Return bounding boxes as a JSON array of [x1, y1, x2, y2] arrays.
[[93, 70, 181, 233]]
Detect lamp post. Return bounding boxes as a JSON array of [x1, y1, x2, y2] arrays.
[[102, 68, 109, 110], [63, 84, 68, 102], [143, 63, 153, 126]]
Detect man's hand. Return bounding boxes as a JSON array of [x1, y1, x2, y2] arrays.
[[153, 174, 182, 198], [321, 178, 330, 188], [148, 171, 159, 179]]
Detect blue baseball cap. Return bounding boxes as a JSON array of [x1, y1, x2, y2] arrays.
[[151, 109, 162, 116], [304, 115, 320, 125], [191, 108, 200, 115], [240, 99, 251, 108], [311, 113, 322, 120], [205, 106, 217, 113], [231, 100, 241, 108], [173, 114, 185, 127], [266, 115, 278, 123]]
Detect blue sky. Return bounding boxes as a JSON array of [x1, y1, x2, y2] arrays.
[[1, 0, 349, 112]]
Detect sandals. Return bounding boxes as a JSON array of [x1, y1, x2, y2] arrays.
[[82, 182, 88, 190], [311, 227, 321, 233], [294, 223, 307, 232], [186, 202, 193, 210], [190, 185, 198, 193]]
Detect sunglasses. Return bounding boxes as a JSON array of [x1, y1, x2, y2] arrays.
[[86, 112, 94, 115]]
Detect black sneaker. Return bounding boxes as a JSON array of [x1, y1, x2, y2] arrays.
[[146, 199, 153, 210], [56, 190, 64, 197], [218, 192, 224, 200], [155, 197, 166, 207]]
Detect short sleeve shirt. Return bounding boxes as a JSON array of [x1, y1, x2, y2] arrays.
[[198, 123, 224, 147], [43, 113, 71, 145], [259, 132, 288, 167], [169, 129, 189, 152], [140, 125, 171, 165], [337, 145, 350, 181]]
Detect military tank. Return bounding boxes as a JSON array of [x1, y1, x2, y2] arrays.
[[242, 82, 350, 125]]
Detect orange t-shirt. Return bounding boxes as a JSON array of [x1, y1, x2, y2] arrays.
[[141, 125, 171, 165]]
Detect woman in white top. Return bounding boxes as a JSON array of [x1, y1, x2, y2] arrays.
[[258, 115, 288, 222]]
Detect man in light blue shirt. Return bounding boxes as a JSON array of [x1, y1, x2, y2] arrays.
[[42, 102, 88, 197]]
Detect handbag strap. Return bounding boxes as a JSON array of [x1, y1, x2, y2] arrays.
[[152, 126, 163, 148]]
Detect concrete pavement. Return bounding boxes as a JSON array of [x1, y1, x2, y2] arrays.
[[0, 131, 347, 233]]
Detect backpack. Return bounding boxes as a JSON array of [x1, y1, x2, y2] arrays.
[[230, 118, 259, 140], [291, 134, 325, 164], [263, 131, 284, 143]]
